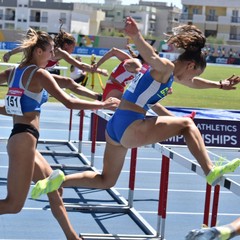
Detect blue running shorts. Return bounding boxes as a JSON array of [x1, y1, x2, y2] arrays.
[[106, 109, 145, 143]]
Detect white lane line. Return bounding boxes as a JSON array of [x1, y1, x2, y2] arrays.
[[138, 211, 240, 216]]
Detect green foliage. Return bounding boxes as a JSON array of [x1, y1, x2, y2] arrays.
[[99, 29, 125, 37], [0, 51, 239, 109], [206, 36, 225, 45]]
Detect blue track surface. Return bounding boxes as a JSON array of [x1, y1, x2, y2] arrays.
[[0, 102, 240, 239]]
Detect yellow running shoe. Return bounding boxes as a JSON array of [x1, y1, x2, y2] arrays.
[[206, 158, 240, 186], [186, 226, 232, 240], [31, 169, 65, 199], [185, 227, 220, 239]]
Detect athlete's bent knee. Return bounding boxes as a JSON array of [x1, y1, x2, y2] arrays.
[[102, 178, 117, 189], [180, 118, 196, 134], [5, 198, 24, 214]]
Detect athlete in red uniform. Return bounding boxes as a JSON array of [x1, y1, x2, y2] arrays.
[[93, 47, 146, 100]]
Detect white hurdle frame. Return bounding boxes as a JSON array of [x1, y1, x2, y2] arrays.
[[88, 109, 240, 239]]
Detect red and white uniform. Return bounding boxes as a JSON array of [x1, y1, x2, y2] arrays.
[[45, 60, 58, 70], [110, 60, 136, 87], [103, 59, 143, 100]]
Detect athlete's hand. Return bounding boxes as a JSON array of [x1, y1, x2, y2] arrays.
[[91, 63, 98, 71], [102, 97, 120, 111], [220, 75, 240, 90], [124, 16, 140, 38], [3, 52, 11, 62], [100, 69, 109, 77]]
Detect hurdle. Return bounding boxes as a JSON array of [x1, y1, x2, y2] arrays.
[[151, 142, 240, 238], [83, 110, 240, 239], [36, 102, 240, 239], [38, 107, 158, 239]]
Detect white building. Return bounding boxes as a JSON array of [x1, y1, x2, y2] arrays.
[[0, 0, 181, 39], [0, 0, 102, 34]]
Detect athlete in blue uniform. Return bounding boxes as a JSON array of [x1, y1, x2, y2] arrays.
[[3, 28, 104, 102], [106, 65, 174, 143], [0, 29, 119, 240], [5, 64, 48, 141], [31, 17, 240, 200]]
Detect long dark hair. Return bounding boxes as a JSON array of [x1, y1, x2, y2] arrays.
[[166, 24, 206, 69], [54, 21, 76, 49]]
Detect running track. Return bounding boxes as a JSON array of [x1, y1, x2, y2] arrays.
[[0, 101, 240, 239]]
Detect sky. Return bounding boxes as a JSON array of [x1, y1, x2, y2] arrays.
[[64, 0, 182, 9]]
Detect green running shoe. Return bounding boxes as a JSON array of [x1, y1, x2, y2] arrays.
[[206, 158, 240, 186], [31, 169, 65, 199]]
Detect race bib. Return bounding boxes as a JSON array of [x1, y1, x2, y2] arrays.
[[5, 87, 24, 116], [127, 72, 143, 93]]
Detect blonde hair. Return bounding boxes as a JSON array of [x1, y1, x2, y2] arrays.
[[20, 28, 53, 65]]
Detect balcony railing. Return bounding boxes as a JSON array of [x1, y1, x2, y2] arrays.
[[4, 14, 15, 21], [230, 33, 240, 40], [231, 16, 240, 23], [180, 13, 193, 20], [30, 16, 40, 22], [206, 15, 218, 22], [29, 16, 51, 23], [41, 17, 48, 23]]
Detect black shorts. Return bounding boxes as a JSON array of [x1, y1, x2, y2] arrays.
[[9, 123, 39, 142], [74, 75, 88, 86]]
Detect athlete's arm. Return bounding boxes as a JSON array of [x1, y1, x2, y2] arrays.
[[175, 74, 240, 90], [124, 16, 174, 82], [3, 47, 23, 62], [123, 58, 142, 74], [0, 106, 10, 116], [0, 69, 13, 116], [151, 103, 175, 116], [95, 47, 132, 69], [52, 74, 102, 100], [56, 48, 108, 76], [0, 68, 10, 84], [38, 69, 118, 110]]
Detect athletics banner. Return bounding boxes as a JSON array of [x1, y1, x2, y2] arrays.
[[162, 118, 240, 148], [91, 112, 240, 148], [0, 41, 19, 50]]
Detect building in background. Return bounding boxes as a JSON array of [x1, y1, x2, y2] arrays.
[[0, 0, 104, 35], [0, 0, 181, 39], [85, 0, 181, 39], [180, 0, 240, 45], [1, 0, 240, 47]]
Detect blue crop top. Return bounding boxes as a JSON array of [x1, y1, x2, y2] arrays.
[[123, 66, 174, 111], [7, 65, 48, 114]]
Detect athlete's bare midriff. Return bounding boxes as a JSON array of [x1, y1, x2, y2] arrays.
[[118, 99, 146, 115]]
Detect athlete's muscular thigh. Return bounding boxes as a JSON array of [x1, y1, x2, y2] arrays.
[[121, 116, 190, 148], [7, 133, 36, 202]]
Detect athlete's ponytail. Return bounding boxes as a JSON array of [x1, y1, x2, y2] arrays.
[[166, 24, 206, 69]]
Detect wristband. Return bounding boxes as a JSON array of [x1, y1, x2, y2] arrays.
[[97, 93, 103, 101], [219, 80, 223, 89]]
